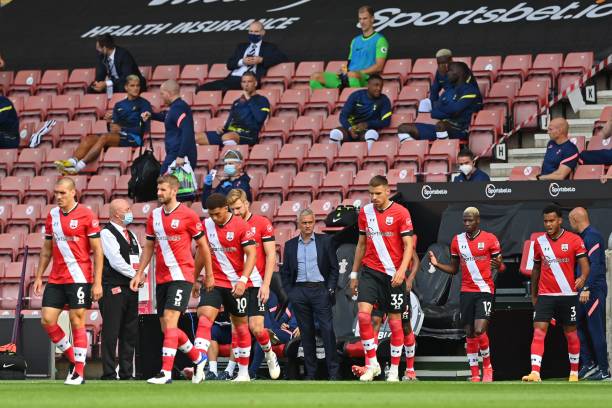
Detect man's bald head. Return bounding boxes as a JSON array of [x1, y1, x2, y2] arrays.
[[56, 177, 76, 191], [569, 207, 590, 233], [109, 199, 131, 226], [54, 177, 77, 209], [161, 79, 180, 96], [548, 118, 569, 142], [249, 20, 264, 33]]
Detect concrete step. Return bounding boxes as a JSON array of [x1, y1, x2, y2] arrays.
[[579, 104, 607, 119], [567, 118, 597, 134], [508, 147, 546, 163], [597, 90, 612, 105]]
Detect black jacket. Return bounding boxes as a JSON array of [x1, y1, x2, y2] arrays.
[[95, 46, 147, 91], [280, 233, 339, 293], [226, 41, 288, 81]]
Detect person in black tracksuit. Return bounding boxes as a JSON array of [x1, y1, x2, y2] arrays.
[[99, 199, 142, 380]]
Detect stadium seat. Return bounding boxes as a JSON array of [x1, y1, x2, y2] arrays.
[[324, 60, 347, 73], [107, 92, 127, 110], [75, 93, 107, 121], [335, 87, 364, 112], [381, 113, 414, 137], [64, 68, 96, 95], [179, 90, 194, 106], [573, 164, 604, 180], [362, 140, 399, 172], [110, 174, 132, 200], [260, 116, 294, 147], [287, 171, 322, 202], [0, 175, 30, 205], [275, 200, 308, 222], [527, 53, 563, 89], [405, 58, 437, 86], [140, 91, 162, 111], [303, 88, 338, 117], [218, 90, 243, 114], [5, 204, 40, 234], [287, 115, 322, 145], [35, 69, 69, 95], [509, 165, 541, 181], [250, 200, 277, 221], [496, 54, 532, 88], [139, 66, 152, 82], [20, 232, 45, 263], [585, 133, 611, 151], [0, 71, 14, 95], [23, 175, 57, 206], [454, 56, 473, 69], [0, 262, 32, 309], [387, 168, 416, 187], [12, 148, 45, 177], [310, 198, 338, 219], [0, 203, 12, 232], [594, 106, 612, 131], [99, 147, 132, 175], [61, 120, 93, 143], [332, 142, 367, 174], [0, 149, 18, 177], [246, 144, 279, 174], [472, 55, 503, 92], [317, 170, 353, 202], [261, 62, 295, 91], [0, 232, 23, 263], [275, 88, 309, 118], [257, 172, 293, 207], [196, 145, 219, 170], [272, 143, 308, 175], [178, 64, 208, 88], [319, 114, 341, 140], [302, 143, 338, 174], [148, 64, 181, 89], [292, 61, 325, 89], [47, 94, 79, 122], [382, 58, 412, 86], [41, 147, 74, 175], [512, 80, 549, 129], [568, 135, 586, 153], [20, 95, 51, 123], [275, 226, 296, 260], [484, 81, 518, 123], [205, 63, 230, 83], [81, 175, 116, 208], [131, 202, 157, 224], [395, 84, 428, 117], [348, 169, 385, 196], [423, 139, 460, 178], [468, 109, 504, 157], [558, 52, 593, 94], [382, 83, 399, 104], [9, 70, 42, 96], [192, 91, 222, 117]]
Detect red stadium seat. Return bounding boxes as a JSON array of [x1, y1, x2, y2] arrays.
[[246, 144, 279, 174], [395, 85, 428, 117], [275, 88, 309, 118], [302, 143, 338, 174], [585, 133, 612, 151], [218, 90, 243, 113], [192, 91, 222, 117], [41, 147, 74, 175], [139, 66, 152, 81], [406, 58, 437, 86], [287, 115, 322, 145], [382, 83, 399, 104], [196, 145, 219, 171], [292, 61, 325, 88], [47, 94, 79, 122], [21, 232, 45, 262], [275, 200, 307, 225], [335, 87, 364, 112], [0, 262, 32, 309], [178, 64, 208, 87], [141, 92, 162, 111], [99, 147, 132, 175], [149, 65, 181, 88], [0, 71, 14, 95], [527, 53, 563, 88], [0, 175, 30, 205], [568, 135, 586, 153], [558, 52, 593, 94], [82, 175, 116, 208], [512, 80, 549, 130], [250, 201, 277, 221], [64, 68, 96, 95], [257, 172, 293, 207], [509, 165, 541, 181], [107, 93, 127, 110], [287, 171, 322, 202], [272, 143, 308, 175], [111, 175, 132, 200], [23, 175, 57, 206], [303, 88, 338, 117], [310, 198, 338, 218], [0, 232, 24, 263], [8, 95, 24, 114], [382, 59, 412, 86], [362, 140, 399, 172], [317, 170, 353, 202], [5, 204, 40, 234], [12, 148, 45, 177], [206, 64, 230, 82], [132, 202, 157, 224], [496, 54, 532, 88], [573, 165, 604, 180], [260, 116, 294, 147], [468, 109, 504, 157], [320, 114, 341, 140], [75, 93, 107, 120], [20, 95, 51, 123], [387, 168, 416, 187], [348, 169, 385, 197], [261, 62, 295, 91], [332, 142, 367, 174], [0, 203, 12, 232], [472, 56, 503, 90], [35, 69, 69, 95], [324, 61, 346, 73], [9, 70, 41, 96], [423, 139, 460, 177], [483, 81, 518, 121], [0, 149, 18, 177], [381, 113, 414, 137]]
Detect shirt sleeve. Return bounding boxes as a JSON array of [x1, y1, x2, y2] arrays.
[[450, 236, 459, 257], [584, 234, 603, 286], [358, 209, 366, 235], [111, 103, 120, 124], [100, 229, 136, 278], [533, 240, 542, 263], [86, 212, 101, 238], [375, 36, 389, 60], [431, 90, 479, 118], [44, 213, 53, 239], [340, 93, 356, 129], [187, 211, 205, 241], [240, 223, 256, 247], [261, 217, 275, 242], [429, 71, 442, 102], [490, 235, 501, 257], [399, 208, 414, 236], [575, 236, 587, 258], [560, 145, 579, 171], [177, 108, 195, 159], [145, 213, 155, 240]]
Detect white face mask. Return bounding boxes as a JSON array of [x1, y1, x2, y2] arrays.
[[459, 164, 473, 176]]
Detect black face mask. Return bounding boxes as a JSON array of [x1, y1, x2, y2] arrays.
[[248, 34, 262, 44]]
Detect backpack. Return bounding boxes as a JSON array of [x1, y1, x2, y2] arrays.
[[324, 205, 358, 228], [0, 353, 26, 380], [128, 134, 160, 202]]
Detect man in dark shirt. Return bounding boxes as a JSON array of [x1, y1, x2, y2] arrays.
[[531, 118, 578, 180], [55, 75, 152, 174], [329, 74, 392, 151], [196, 72, 270, 146], [0, 95, 19, 149], [90, 34, 146, 94], [453, 149, 490, 182]]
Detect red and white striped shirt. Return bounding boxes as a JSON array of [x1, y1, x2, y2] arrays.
[[450, 230, 501, 293], [246, 213, 275, 288]]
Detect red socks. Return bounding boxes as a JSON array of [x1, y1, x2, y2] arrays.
[[235, 323, 251, 368], [388, 318, 404, 367], [530, 328, 546, 373], [477, 333, 491, 368], [404, 331, 416, 371], [194, 316, 213, 355], [72, 328, 88, 377], [466, 337, 480, 377], [255, 330, 272, 353], [177, 329, 201, 364], [565, 330, 580, 373], [358, 312, 377, 362], [162, 328, 179, 373], [43, 324, 75, 364]]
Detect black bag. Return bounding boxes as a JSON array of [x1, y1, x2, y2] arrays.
[[324, 205, 358, 228], [0, 353, 27, 380], [128, 132, 160, 202]]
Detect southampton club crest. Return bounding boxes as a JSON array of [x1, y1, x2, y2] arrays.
[[69, 219, 78, 229], [171, 219, 180, 229], [478, 242, 485, 250], [561, 243, 569, 252], [226, 231, 235, 241], [385, 216, 393, 225]]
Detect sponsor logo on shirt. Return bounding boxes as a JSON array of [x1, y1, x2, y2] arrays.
[[365, 227, 393, 238]]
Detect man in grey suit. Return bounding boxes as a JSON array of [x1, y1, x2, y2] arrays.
[[280, 209, 339, 380]]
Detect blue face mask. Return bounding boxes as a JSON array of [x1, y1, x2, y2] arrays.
[[248, 34, 261, 44], [124, 212, 134, 225], [224, 164, 237, 176]]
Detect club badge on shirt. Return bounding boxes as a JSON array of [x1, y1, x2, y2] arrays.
[[385, 216, 393, 225], [226, 231, 234, 241], [171, 219, 180, 229], [478, 242, 485, 250], [70, 219, 78, 229], [561, 243, 569, 252]]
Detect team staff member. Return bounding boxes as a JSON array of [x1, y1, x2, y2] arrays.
[[329, 74, 392, 151], [192, 193, 257, 383], [56, 75, 152, 174], [99, 199, 142, 381], [0, 94, 19, 149], [227, 189, 281, 379], [196, 72, 270, 147], [350, 175, 414, 382], [201, 150, 253, 205], [453, 149, 491, 182], [429, 207, 504, 382], [531, 118, 578, 180], [142, 80, 196, 175], [130, 175, 211, 385], [91, 34, 146, 94], [310, 5, 388, 89], [33, 177, 104, 385], [569, 207, 610, 381], [522, 205, 590, 382]]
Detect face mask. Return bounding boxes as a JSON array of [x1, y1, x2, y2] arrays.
[[459, 164, 473, 176], [224, 164, 237, 176], [124, 212, 134, 225], [248, 34, 261, 44]]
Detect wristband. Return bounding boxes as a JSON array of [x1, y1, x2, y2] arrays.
[[350, 272, 358, 279], [239, 276, 249, 284]]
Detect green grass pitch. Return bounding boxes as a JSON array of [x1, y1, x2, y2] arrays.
[[1, 380, 611, 408]]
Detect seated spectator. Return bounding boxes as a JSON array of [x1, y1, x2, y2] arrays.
[[329, 74, 391, 151], [0, 94, 19, 149], [398, 62, 482, 143], [196, 72, 269, 146], [90, 34, 146, 94], [417, 48, 453, 112], [530, 118, 578, 180], [453, 149, 490, 182], [55, 75, 151, 174], [201, 149, 252, 206], [310, 5, 388, 90], [197, 21, 287, 94], [579, 118, 611, 165]]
